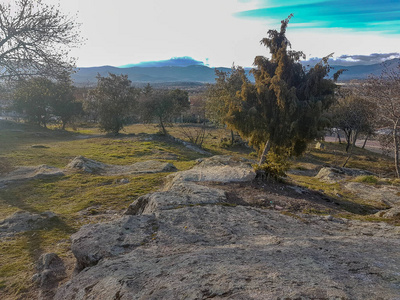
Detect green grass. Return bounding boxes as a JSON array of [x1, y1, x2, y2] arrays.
[[0, 120, 214, 298], [1, 120, 399, 298]]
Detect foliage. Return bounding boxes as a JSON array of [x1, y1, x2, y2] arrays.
[[13, 77, 55, 127], [0, 0, 82, 80], [328, 90, 376, 152], [49, 76, 83, 129], [12, 76, 81, 128], [87, 73, 139, 134], [221, 16, 341, 166], [361, 63, 400, 177], [139, 86, 189, 135], [255, 151, 290, 180], [205, 66, 248, 126]]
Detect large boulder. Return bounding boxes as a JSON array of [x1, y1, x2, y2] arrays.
[[55, 156, 400, 299], [166, 156, 256, 187]]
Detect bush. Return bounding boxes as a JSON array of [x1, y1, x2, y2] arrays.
[[255, 152, 290, 180]]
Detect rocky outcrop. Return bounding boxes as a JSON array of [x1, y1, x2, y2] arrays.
[[0, 165, 64, 189], [315, 166, 375, 183], [55, 156, 400, 300], [32, 253, 66, 300], [165, 155, 256, 187], [65, 156, 177, 175], [0, 211, 57, 237]]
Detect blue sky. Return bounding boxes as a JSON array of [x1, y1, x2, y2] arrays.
[[48, 0, 400, 67], [237, 0, 400, 33]]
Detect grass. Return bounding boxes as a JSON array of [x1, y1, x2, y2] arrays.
[[0, 120, 399, 298], [0, 120, 212, 298]]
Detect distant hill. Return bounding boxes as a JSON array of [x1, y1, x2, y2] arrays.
[[72, 65, 253, 86], [119, 57, 206, 68], [314, 58, 400, 81], [72, 59, 400, 86]]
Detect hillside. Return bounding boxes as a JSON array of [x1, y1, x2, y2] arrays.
[[72, 59, 400, 86]]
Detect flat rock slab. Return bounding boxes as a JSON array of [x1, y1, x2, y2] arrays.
[[166, 156, 256, 186], [56, 205, 400, 300], [0, 211, 57, 237], [65, 156, 177, 175], [0, 165, 64, 189], [315, 167, 375, 184], [344, 182, 400, 207], [56, 156, 400, 299]]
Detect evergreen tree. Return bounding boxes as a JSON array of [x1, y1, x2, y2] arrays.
[[225, 15, 340, 168], [88, 73, 138, 134]]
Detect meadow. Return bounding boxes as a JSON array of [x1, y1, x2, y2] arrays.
[[0, 120, 398, 298]]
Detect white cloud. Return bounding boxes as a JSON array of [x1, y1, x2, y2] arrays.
[[44, 0, 400, 67]]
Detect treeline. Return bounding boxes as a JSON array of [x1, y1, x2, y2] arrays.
[[5, 14, 400, 177], [8, 74, 191, 135]]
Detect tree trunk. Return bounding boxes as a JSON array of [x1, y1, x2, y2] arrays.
[[343, 130, 358, 168], [159, 117, 167, 135], [258, 140, 271, 166], [336, 131, 341, 144], [344, 129, 351, 152], [362, 134, 369, 149], [230, 129, 234, 146], [393, 120, 400, 178]]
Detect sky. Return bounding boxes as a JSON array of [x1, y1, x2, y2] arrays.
[[44, 0, 400, 68]]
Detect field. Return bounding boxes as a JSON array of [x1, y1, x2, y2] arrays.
[[0, 120, 398, 299]]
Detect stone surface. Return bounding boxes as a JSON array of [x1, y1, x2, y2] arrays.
[[315, 166, 375, 183], [0, 165, 64, 188], [55, 156, 400, 300], [344, 182, 400, 208], [0, 211, 58, 237], [32, 253, 66, 300], [166, 156, 256, 187], [65, 156, 177, 175]]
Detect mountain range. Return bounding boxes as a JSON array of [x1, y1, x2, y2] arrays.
[[71, 57, 400, 86]]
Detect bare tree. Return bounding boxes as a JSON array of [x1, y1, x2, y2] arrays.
[[0, 0, 82, 80], [363, 64, 400, 177]]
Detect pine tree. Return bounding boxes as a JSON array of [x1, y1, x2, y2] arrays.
[[225, 15, 340, 169]]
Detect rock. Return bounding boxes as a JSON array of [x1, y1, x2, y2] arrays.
[[125, 181, 226, 215], [55, 156, 400, 300], [166, 155, 256, 187], [344, 182, 400, 208], [0, 165, 64, 188], [71, 214, 158, 270], [65, 156, 177, 175], [65, 156, 107, 174], [0, 211, 58, 237], [315, 166, 375, 183], [375, 207, 400, 218], [118, 178, 130, 184], [32, 253, 66, 300], [31, 145, 50, 149], [56, 203, 400, 300]]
